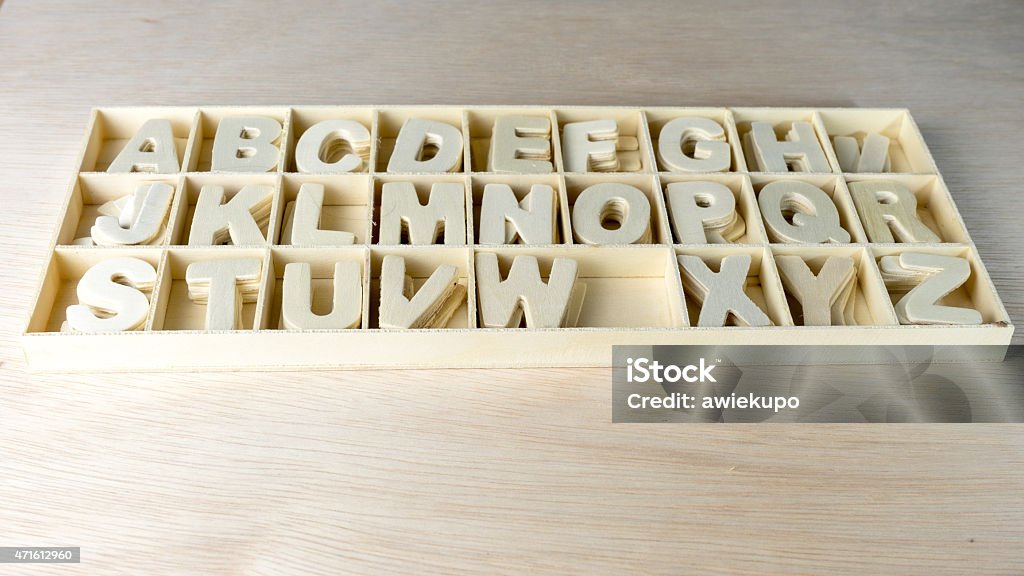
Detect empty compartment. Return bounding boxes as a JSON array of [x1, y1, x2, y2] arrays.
[[730, 108, 837, 173], [749, 174, 866, 243], [278, 174, 372, 245], [553, 107, 653, 172], [474, 245, 686, 328], [563, 174, 670, 245], [845, 174, 968, 243], [56, 173, 179, 246], [817, 108, 936, 174], [79, 107, 196, 173], [772, 245, 898, 326], [368, 246, 473, 329], [660, 173, 766, 244], [26, 247, 165, 333], [150, 247, 271, 331], [169, 173, 281, 246], [371, 174, 470, 245], [645, 107, 740, 172], [285, 106, 375, 173], [465, 107, 558, 173], [870, 245, 1010, 325], [469, 174, 569, 244], [262, 246, 369, 330], [189, 106, 290, 172], [375, 107, 467, 173], [676, 245, 793, 326]]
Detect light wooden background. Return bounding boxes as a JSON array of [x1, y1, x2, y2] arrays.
[[1, 1, 1022, 574]]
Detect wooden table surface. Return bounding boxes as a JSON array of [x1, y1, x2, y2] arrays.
[[1, 1, 1022, 573]]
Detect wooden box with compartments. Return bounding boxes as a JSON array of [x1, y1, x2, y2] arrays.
[[21, 106, 1013, 371]]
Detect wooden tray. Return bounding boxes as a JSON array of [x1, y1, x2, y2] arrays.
[[22, 106, 1013, 371]]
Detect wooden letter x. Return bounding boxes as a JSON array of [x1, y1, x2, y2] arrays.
[[679, 254, 772, 327]]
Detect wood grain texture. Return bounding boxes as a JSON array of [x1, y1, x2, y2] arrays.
[[0, 0, 1022, 573]]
